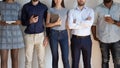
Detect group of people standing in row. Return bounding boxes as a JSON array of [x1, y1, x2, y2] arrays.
[[0, 0, 120, 68]]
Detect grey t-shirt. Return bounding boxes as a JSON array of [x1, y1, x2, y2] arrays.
[[48, 7, 68, 30]]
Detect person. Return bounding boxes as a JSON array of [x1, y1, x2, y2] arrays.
[[21, 0, 48, 68], [0, 0, 24, 68], [68, 0, 94, 68], [92, 0, 120, 68], [45, 0, 70, 68]]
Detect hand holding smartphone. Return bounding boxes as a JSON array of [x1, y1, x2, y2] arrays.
[[104, 14, 114, 24], [104, 14, 111, 22], [30, 14, 39, 24]]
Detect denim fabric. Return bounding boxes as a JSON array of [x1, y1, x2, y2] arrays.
[[100, 41, 120, 68], [71, 35, 92, 68], [49, 29, 70, 68]]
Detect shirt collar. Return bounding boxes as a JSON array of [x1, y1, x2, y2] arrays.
[[29, 1, 41, 6], [102, 1, 116, 8], [76, 6, 87, 11]]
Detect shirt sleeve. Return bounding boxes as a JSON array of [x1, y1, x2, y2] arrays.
[[44, 6, 48, 22], [68, 9, 94, 29], [21, 5, 30, 26], [68, 9, 84, 29], [77, 9, 94, 28], [92, 8, 99, 26]]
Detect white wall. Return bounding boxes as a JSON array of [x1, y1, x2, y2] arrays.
[[1, 0, 120, 68]]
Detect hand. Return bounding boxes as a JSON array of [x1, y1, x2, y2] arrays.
[[86, 16, 91, 20], [104, 17, 114, 24], [93, 36, 99, 41], [0, 21, 8, 26], [55, 18, 61, 26], [29, 15, 39, 24], [12, 20, 21, 25], [43, 37, 49, 47]]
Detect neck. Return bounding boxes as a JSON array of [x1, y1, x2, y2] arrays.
[[55, 5, 62, 9], [78, 5, 84, 10], [104, 1, 113, 9], [32, 1, 39, 6], [6, 0, 14, 3]]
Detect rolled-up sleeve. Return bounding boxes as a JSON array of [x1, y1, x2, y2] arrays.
[[92, 7, 99, 26]]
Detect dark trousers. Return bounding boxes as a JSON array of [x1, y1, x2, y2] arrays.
[[71, 35, 92, 68], [49, 29, 70, 68], [99, 41, 120, 68]]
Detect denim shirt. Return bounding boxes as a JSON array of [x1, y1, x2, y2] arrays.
[[94, 2, 120, 43], [21, 1, 48, 34]]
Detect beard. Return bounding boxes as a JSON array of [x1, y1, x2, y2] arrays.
[[32, 0, 39, 2], [78, 2, 85, 6], [104, 0, 112, 3]]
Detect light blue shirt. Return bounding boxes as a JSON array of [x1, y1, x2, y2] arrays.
[[94, 2, 120, 43], [68, 6, 94, 36], [48, 8, 68, 30]]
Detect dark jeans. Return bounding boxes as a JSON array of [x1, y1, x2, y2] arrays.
[[49, 29, 70, 68], [71, 35, 92, 68], [100, 41, 120, 68]]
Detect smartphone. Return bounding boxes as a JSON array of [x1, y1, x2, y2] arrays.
[[104, 14, 110, 17]]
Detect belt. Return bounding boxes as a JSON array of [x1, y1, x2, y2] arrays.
[[72, 35, 90, 38], [51, 29, 67, 32]]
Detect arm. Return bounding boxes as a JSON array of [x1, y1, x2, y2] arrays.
[[114, 21, 120, 26], [66, 14, 71, 46], [91, 25, 99, 41], [68, 9, 94, 29], [43, 8, 49, 47], [78, 10, 94, 28], [21, 5, 30, 26], [104, 16, 120, 27], [45, 12, 61, 27], [91, 10, 99, 41]]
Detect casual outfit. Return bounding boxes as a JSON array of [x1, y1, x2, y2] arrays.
[[21, 1, 48, 68], [48, 7, 70, 68], [68, 6, 94, 68], [94, 2, 120, 68], [0, 1, 24, 49]]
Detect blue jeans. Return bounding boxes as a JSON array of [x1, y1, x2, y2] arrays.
[[100, 41, 120, 68], [49, 29, 70, 68], [71, 35, 92, 68]]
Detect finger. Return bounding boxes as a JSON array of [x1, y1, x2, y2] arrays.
[[58, 18, 61, 21], [33, 16, 38, 18], [31, 15, 34, 18]]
